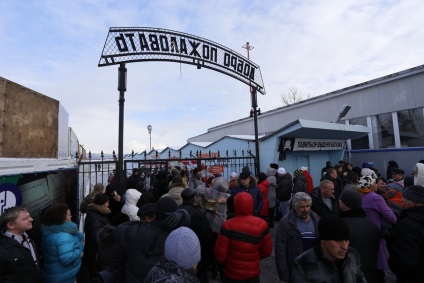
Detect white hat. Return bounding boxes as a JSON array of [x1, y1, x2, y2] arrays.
[[230, 172, 237, 179], [277, 167, 286, 175]]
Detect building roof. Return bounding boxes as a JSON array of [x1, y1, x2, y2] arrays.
[[261, 119, 369, 140]]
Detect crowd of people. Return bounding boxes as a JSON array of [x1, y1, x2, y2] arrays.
[[0, 159, 423, 283]]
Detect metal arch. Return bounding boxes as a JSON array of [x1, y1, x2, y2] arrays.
[[98, 27, 266, 94]]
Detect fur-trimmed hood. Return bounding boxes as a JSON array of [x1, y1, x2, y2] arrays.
[[88, 203, 111, 215]]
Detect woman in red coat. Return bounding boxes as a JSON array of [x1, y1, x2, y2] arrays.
[[215, 192, 272, 282], [257, 172, 270, 222]]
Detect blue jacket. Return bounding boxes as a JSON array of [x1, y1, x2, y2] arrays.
[[230, 176, 263, 216], [41, 221, 84, 283]]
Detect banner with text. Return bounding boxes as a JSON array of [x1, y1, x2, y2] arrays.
[[293, 138, 346, 151]]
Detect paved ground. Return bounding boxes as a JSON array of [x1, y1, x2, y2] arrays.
[[208, 225, 398, 283]]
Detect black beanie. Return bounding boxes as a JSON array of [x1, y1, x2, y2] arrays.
[[318, 215, 350, 241], [93, 193, 109, 205], [155, 196, 178, 218], [181, 188, 197, 200], [340, 189, 362, 210]]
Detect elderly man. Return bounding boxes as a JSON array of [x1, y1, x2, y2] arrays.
[[389, 185, 424, 283], [292, 215, 366, 283], [0, 206, 41, 282], [275, 192, 320, 283], [311, 179, 339, 217]]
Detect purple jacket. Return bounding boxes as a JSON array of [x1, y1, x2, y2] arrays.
[[361, 191, 396, 270]]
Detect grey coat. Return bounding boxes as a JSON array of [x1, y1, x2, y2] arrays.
[[292, 246, 367, 283], [266, 167, 277, 208], [275, 209, 320, 281]]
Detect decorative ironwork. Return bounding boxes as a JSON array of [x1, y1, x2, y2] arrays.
[[98, 27, 266, 94]]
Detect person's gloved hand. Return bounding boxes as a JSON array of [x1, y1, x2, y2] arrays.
[[164, 209, 191, 228]]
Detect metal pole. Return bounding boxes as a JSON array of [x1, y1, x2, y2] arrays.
[[251, 87, 260, 176], [117, 63, 127, 195], [147, 125, 152, 151]]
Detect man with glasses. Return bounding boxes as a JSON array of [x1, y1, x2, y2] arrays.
[[311, 180, 340, 217], [0, 206, 41, 282]]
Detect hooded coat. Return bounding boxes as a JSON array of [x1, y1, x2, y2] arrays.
[[230, 175, 263, 216], [257, 179, 270, 217], [41, 221, 84, 283], [121, 189, 142, 221], [162, 182, 185, 206], [265, 167, 277, 208], [215, 192, 272, 280]]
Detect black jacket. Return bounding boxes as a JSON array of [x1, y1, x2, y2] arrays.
[[275, 209, 320, 281], [117, 219, 173, 283], [389, 206, 424, 282], [310, 187, 339, 217], [276, 173, 293, 201], [0, 234, 41, 283], [340, 209, 380, 283]]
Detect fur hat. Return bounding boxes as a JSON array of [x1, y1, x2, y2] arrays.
[[154, 196, 178, 218], [239, 166, 251, 179], [318, 215, 350, 241], [270, 163, 279, 170], [93, 194, 109, 205], [340, 189, 362, 209], [403, 185, 424, 204], [277, 167, 286, 175], [358, 175, 376, 188], [165, 227, 201, 270]]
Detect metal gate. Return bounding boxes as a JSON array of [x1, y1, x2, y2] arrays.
[[78, 150, 256, 195], [124, 149, 256, 181]]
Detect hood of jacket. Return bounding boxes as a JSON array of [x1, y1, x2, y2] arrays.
[[41, 221, 79, 236], [278, 172, 293, 182], [125, 188, 142, 205], [403, 205, 424, 223], [97, 225, 116, 246], [266, 167, 277, 177], [234, 192, 253, 216], [88, 203, 111, 215]]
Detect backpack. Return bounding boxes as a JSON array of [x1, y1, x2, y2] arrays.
[[79, 194, 94, 214], [276, 178, 293, 201]]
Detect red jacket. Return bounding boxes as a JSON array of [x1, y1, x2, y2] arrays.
[[214, 192, 272, 280], [257, 180, 270, 217]]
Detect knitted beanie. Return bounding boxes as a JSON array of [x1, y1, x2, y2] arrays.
[[165, 227, 201, 270], [93, 193, 109, 205], [294, 168, 303, 177], [318, 215, 350, 241], [339, 189, 362, 209], [154, 196, 178, 218]]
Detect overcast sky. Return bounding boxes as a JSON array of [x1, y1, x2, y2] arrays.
[[1, 0, 423, 154]]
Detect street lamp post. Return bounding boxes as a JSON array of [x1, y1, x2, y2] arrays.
[[147, 125, 152, 151]]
